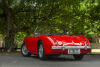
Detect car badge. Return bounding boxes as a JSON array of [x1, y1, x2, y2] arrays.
[[62, 42, 64, 44], [62, 42, 64, 46], [85, 42, 87, 46], [62, 42, 65, 50]]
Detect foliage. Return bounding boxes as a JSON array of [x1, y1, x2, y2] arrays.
[[0, 0, 100, 51]]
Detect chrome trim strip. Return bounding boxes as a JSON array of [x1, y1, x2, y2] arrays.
[[52, 46, 91, 49], [64, 43, 81, 45]]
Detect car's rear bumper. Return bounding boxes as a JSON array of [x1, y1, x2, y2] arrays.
[[48, 46, 91, 55], [52, 46, 91, 50]]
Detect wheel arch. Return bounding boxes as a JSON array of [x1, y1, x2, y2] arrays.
[[37, 39, 42, 52], [37, 36, 53, 55]]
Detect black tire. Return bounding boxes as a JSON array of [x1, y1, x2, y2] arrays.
[[73, 54, 84, 60], [38, 41, 46, 60], [21, 43, 31, 57]]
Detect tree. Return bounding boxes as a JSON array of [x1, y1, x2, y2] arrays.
[[0, 0, 100, 52], [0, 0, 68, 52]]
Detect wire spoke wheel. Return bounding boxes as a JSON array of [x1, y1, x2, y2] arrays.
[[22, 45, 28, 55], [38, 41, 46, 60], [21, 43, 31, 57], [39, 44, 44, 58]]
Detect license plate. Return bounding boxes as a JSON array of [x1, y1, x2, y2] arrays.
[[68, 49, 80, 54]]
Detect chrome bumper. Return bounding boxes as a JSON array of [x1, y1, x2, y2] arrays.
[[52, 46, 91, 50]]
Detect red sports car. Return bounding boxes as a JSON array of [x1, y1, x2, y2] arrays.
[[21, 27, 91, 60]]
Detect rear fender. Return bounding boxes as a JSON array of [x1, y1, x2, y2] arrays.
[[78, 35, 91, 46], [38, 35, 53, 55]]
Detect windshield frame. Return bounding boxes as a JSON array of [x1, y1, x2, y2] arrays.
[[34, 26, 68, 36]]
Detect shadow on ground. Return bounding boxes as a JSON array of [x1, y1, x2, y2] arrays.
[[30, 55, 75, 61]]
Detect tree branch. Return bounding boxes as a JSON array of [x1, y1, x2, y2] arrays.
[[38, 4, 58, 22], [15, 8, 36, 13], [0, 2, 3, 9], [0, 14, 6, 17]]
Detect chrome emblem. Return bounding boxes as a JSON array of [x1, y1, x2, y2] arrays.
[[62, 42, 64, 45], [62, 42, 65, 50]]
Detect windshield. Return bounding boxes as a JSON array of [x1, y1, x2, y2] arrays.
[[34, 26, 68, 36]]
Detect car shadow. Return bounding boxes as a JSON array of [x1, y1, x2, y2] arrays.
[[30, 55, 75, 61], [21, 55, 100, 62], [44, 57, 74, 61]]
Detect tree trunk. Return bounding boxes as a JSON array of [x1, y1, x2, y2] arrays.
[[5, 31, 16, 52], [4, 8, 16, 52], [1, 0, 17, 52]]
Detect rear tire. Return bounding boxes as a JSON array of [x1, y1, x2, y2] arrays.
[[38, 41, 46, 60], [73, 54, 84, 60], [21, 43, 31, 57]]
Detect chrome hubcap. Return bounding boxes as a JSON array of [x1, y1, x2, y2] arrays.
[[22, 45, 28, 55], [39, 44, 43, 58]]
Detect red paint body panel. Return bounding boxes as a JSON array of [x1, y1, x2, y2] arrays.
[[23, 35, 91, 55]]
